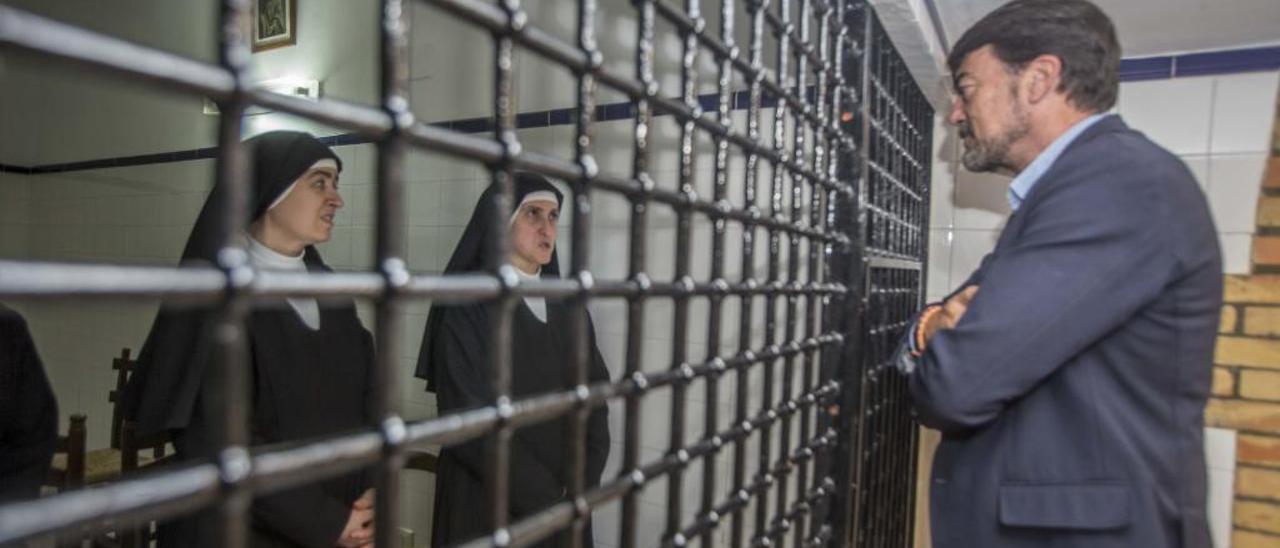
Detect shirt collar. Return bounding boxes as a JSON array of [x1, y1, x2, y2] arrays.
[[1007, 113, 1109, 211]]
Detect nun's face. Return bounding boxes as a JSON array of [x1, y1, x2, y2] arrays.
[[509, 199, 559, 274], [258, 167, 343, 254]]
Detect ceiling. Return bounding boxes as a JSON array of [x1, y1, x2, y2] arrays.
[[931, 0, 1280, 59], [872, 0, 1280, 110]]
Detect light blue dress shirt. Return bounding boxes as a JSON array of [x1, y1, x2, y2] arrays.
[[1006, 113, 1110, 211], [895, 112, 1112, 374]]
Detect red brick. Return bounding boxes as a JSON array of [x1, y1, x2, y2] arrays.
[[1216, 337, 1280, 370], [1244, 306, 1280, 337], [1224, 306, 1240, 333], [1259, 196, 1280, 228], [1226, 276, 1280, 304], [1235, 529, 1280, 548], [1238, 466, 1280, 501], [1256, 237, 1280, 268], [1214, 367, 1236, 397], [1266, 157, 1280, 190], [1239, 434, 1280, 468], [1205, 398, 1280, 431], [1242, 370, 1280, 402], [1235, 499, 1280, 534]]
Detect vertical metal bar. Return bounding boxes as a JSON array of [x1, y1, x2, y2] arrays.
[[566, 1, 599, 546], [756, 0, 791, 542], [812, 1, 846, 541], [488, 1, 520, 542], [664, 0, 699, 542], [795, 2, 828, 543], [829, 2, 873, 545], [732, 0, 767, 544], [621, 2, 656, 547], [374, 1, 410, 547], [776, 0, 805, 542], [701, 1, 735, 545], [210, 2, 252, 547]]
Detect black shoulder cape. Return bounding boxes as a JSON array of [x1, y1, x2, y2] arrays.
[[0, 303, 58, 503], [414, 172, 565, 391]]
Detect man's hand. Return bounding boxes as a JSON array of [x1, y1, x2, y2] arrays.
[[336, 489, 375, 548], [922, 285, 979, 343]]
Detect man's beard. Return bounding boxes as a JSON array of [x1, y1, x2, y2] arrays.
[[959, 103, 1029, 173]]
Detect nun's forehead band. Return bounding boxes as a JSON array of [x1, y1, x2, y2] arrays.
[[509, 190, 560, 225], [268, 158, 340, 211]]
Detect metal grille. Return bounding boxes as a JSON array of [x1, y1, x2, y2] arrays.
[[0, 1, 931, 547]]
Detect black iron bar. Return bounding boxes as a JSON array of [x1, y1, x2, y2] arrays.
[[621, 1, 656, 544]]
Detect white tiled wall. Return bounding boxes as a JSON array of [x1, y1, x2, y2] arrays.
[[1204, 427, 1237, 548]]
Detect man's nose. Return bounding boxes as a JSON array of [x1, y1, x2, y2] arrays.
[[947, 99, 966, 126], [328, 187, 344, 208]]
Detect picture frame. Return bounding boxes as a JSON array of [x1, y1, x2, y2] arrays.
[[252, 0, 297, 53]]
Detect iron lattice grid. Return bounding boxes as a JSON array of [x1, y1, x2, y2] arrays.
[[0, 1, 932, 547]]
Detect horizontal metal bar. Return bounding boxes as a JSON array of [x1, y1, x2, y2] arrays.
[[251, 271, 385, 298], [0, 6, 236, 101], [0, 260, 225, 301], [0, 464, 220, 545], [245, 88, 393, 138], [0, 259, 850, 301], [0, 6, 395, 139], [250, 431, 385, 494], [865, 256, 922, 272]]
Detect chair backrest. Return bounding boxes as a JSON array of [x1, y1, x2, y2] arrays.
[[108, 347, 172, 471], [44, 413, 86, 491], [108, 347, 132, 450]]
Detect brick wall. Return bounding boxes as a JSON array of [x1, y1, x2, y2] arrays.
[[1205, 88, 1280, 547]]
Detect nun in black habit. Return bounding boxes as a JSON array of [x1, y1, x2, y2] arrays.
[[0, 304, 58, 504], [416, 173, 611, 548], [122, 131, 376, 548]]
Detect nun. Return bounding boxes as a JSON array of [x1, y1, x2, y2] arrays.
[[416, 173, 611, 548], [122, 131, 376, 548], [0, 303, 58, 504]]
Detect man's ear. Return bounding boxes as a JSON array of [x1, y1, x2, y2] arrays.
[[1022, 54, 1062, 104]]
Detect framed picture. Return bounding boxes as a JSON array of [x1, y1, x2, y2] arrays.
[[252, 0, 297, 52]]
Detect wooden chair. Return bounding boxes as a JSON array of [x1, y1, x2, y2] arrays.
[[45, 349, 170, 548], [107, 348, 171, 548], [44, 414, 87, 491]]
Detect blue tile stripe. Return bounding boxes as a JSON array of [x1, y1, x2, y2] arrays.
[[6, 45, 1278, 175], [0, 163, 36, 174], [1121, 46, 1280, 81]]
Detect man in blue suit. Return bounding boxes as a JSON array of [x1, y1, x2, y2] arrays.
[[896, 1, 1222, 546]]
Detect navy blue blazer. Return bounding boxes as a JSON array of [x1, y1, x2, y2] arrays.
[[910, 116, 1221, 547]]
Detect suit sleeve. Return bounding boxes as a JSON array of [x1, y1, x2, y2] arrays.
[[910, 176, 1170, 433], [436, 315, 568, 514]]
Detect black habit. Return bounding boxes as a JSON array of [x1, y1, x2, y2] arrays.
[[0, 304, 58, 503], [415, 174, 611, 548], [121, 131, 374, 548]]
